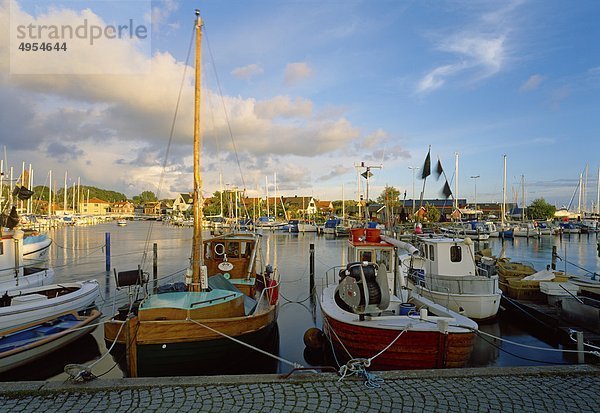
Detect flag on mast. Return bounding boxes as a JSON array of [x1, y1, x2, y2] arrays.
[[442, 181, 453, 199], [421, 149, 431, 179], [435, 159, 444, 180]]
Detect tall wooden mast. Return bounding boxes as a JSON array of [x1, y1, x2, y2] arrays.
[[191, 10, 204, 292]]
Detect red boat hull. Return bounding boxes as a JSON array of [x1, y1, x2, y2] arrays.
[[324, 315, 476, 370]]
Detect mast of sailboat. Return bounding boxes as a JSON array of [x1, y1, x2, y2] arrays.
[[342, 183, 345, 223], [0, 159, 3, 212], [265, 176, 269, 218], [454, 152, 459, 215], [502, 155, 506, 228], [578, 172, 582, 216], [597, 166, 600, 216], [584, 164, 588, 214], [48, 170, 52, 218], [521, 174, 525, 221], [63, 171, 67, 213], [190, 10, 204, 292]]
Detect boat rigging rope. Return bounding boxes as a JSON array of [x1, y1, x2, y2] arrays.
[[569, 331, 600, 354], [64, 285, 143, 382], [186, 317, 304, 369], [554, 253, 599, 277], [317, 289, 413, 388], [333, 325, 410, 389], [339, 358, 385, 389]]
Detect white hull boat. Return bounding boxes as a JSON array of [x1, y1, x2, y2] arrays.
[[397, 235, 501, 320], [1, 230, 55, 294], [22, 233, 52, 265], [0, 280, 100, 332]]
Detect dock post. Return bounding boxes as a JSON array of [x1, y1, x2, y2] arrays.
[[153, 243, 158, 293], [105, 232, 111, 272], [309, 243, 315, 296], [551, 246, 557, 270], [576, 331, 584, 364]]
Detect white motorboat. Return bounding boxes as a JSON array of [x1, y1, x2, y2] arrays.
[[22, 232, 52, 265], [0, 280, 100, 332], [1, 230, 55, 294], [397, 234, 502, 320]]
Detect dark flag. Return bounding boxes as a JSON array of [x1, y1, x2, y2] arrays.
[[12, 186, 34, 201], [435, 159, 444, 180], [441, 181, 452, 199], [421, 149, 431, 179]]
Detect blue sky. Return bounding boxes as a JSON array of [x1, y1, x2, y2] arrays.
[[1, 0, 599, 211]]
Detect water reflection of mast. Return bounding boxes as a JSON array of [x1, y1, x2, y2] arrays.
[[273, 233, 278, 269]]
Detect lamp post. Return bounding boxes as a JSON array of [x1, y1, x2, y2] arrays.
[[470, 175, 480, 219], [408, 166, 419, 217]]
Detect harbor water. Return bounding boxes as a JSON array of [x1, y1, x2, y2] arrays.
[[1, 221, 599, 381]]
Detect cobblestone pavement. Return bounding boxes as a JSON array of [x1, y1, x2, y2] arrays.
[[1, 365, 599, 412]]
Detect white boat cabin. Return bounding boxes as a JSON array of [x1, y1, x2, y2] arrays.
[[347, 229, 396, 272], [415, 236, 476, 277]]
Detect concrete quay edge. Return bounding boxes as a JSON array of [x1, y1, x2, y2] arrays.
[[1, 364, 598, 395]]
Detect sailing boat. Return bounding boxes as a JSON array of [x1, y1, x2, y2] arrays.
[[103, 11, 280, 377]]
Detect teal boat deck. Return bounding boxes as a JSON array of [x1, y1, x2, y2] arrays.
[[140, 291, 242, 311]]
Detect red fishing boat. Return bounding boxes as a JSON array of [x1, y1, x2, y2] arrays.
[[320, 227, 477, 370]]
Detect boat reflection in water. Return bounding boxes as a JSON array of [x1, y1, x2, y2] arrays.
[[466, 321, 501, 367], [109, 323, 280, 377]]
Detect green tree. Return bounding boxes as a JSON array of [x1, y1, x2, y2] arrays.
[[57, 186, 127, 203], [424, 203, 441, 223], [527, 198, 556, 220], [133, 190, 158, 204], [203, 191, 222, 216], [33, 185, 52, 201], [377, 186, 401, 206]]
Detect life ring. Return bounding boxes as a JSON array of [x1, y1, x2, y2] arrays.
[[214, 243, 225, 256]]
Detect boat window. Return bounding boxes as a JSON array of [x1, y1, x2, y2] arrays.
[[360, 251, 372, 262], [429, 245, 435, 261], [226, 242, 240, 258], [421, 245, 427, 259], [450, 245, 462, 262], [240, 242, 252, 258], [376, 250, 392, 269], [0, 242, 3, 255]]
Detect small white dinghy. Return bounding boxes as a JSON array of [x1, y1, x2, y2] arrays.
[[0, 280, 100, 332]]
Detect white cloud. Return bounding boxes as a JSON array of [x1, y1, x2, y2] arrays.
[[520, 74, 545, 92], [231, 63, 264, 80], [318, 164, 352, 181], [254, 96, 312, 119], [417, 64, 464, 94], [284, 62, 313, 85], [151, 0, 178, 29], [415, 2, 522, 95]]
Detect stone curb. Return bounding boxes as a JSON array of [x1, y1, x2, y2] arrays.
[[1, 364, 598, 396]]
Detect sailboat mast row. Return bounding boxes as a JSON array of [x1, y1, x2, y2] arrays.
[[191, 10, 204, 292]]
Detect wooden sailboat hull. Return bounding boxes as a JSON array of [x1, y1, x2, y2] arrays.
[[104, 306, 278, 377], [323, 314, 475, 370]]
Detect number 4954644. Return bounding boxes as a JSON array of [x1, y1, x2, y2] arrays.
[[18, 42, 67, 52]]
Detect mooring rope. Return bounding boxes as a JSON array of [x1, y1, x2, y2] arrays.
[[186, 317, 304, 369]]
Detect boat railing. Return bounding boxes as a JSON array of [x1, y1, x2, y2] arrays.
[[426, 273, 499, 295], [255, 278, 281, 311], [324, 265, 346, 288]]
